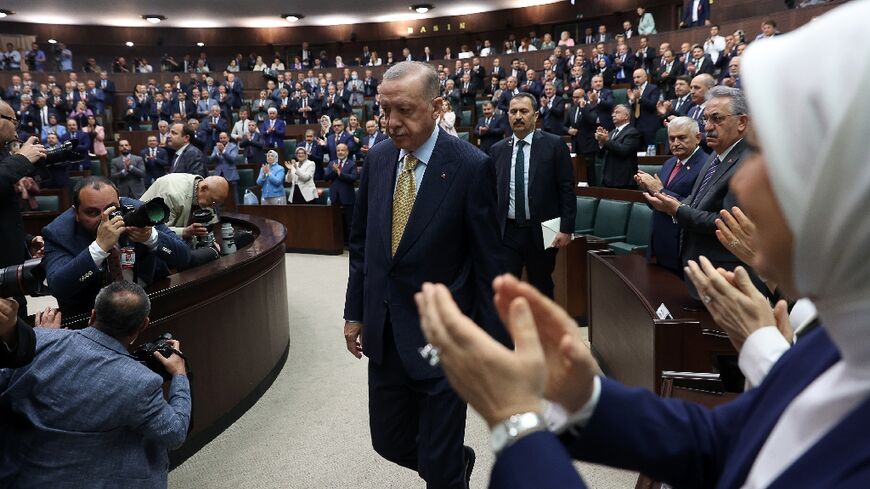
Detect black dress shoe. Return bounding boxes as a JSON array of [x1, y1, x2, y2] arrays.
[[463, 445, 476, 488]]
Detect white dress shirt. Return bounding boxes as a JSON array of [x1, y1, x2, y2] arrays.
[[508, 132, 533, 220]]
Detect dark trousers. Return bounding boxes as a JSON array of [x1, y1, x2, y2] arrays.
[[368, 323, 468, 489], [503, 220, 558, 298], [336, 203, 354, 245]]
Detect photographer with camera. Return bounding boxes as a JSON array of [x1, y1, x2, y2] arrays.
[[0, 102, 46, 329], [0, 281, 191, 487], [141, 173, 229, 241], [41, 177, 190, 317]]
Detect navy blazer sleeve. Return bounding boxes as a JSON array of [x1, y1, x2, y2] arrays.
[[490, 431, 588, 488], [554, 137, 577, 234], [0, 318, 35, 368]]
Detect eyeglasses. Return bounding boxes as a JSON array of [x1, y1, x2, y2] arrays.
[[0, 114, 17, 124], [702, 113, 743, 125]]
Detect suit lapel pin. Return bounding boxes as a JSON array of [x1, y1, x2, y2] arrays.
[[440, 172, 447, 180]]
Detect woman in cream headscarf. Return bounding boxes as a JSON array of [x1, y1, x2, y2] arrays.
[[409, 2, 870, 487]]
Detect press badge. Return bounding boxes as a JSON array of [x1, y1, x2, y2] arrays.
[[120, 246, 136, 270]]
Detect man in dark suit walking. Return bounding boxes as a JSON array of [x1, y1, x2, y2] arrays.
[[643, 86, 758, 297], [166, 122, 207, 177], [473, 102, 508, 155], [596, 105, 641, 188], [490, 93, 576, 298], [634, 116, 707, 275], [342, 61, 505, 489]]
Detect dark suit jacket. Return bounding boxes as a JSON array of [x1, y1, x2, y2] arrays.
[[589, 89, 615, 131], [324, 159, 358, 205], [474, 114, 508, 155], [631, 83, 662, 144], [689, 55, 716, 75], [598, 124, 641, 188], [0, 318, 35, 368], [682, 0, 711, 26], [261, 118, 286, 149], [98, 79, 115, 105], [497, 89, 518, 113], [565, 103, 600, 155], [489, 66, 507, 80], [675, 139, 750, 295], [140, 147, 169, 181], [492, 327, 870, 489], [491, 130, 576, 239], [239, 131, 267, 164], [60, 131, 91, 173], [169, 144, 207, 177], [42, 198, 191, 316], [540, 97, 567, 136], [647, 148, 707, 272], [0, 153, 35, 272], [326, 131, 356, 162], [343, 129, 506, 381]]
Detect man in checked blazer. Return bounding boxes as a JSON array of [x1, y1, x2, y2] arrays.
[[0, 281, 190, 487]]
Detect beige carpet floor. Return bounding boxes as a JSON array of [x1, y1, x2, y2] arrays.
[[34, 252, 637, 488]]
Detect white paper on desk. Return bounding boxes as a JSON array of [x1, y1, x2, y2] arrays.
[[542, 217, 561, 249], [656, 303, 674, 320]]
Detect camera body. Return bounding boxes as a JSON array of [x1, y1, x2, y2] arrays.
[[132, 332, 176, 382], [40, 137, 82, 168], [108, 197, 171, 227], [192, 208, 217, 249]]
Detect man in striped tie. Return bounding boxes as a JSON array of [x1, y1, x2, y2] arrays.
[[643, 86, 764, 299]]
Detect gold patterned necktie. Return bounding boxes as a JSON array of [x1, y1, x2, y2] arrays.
[[391, 154, 419, 256]]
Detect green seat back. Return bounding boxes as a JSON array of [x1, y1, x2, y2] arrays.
[[457, 132, 469, 142], [638, 164, 662, 177], [612, 88, 628, 106], [625, 203, 652, 245], [105, 146, 115, 160], [352, 107, 364, 121], [34, 195, 59, 212], [460, 110, 472, 127], [233, 155, 246, 167], [574, 197, 599, 234], [237, 168, 257, 202], [591, 199, 631, 242], [317, 187, 330, 205], [138, 123, 153, 131], [89, 160, 102, 176], [67, 176, 84, 202], [283, 138, 297, 157], [655, 127, 668, 145]]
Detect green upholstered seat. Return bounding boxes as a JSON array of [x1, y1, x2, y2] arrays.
[[612, 88, 628, 106], [34, 195, 60, 212], [610, 203, 653, 254], [574, 196, 599, 234], [590, 199, 632, 243]]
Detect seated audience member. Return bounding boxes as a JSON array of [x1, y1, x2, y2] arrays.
[[634, 117, 708, 275], [558, 31, 575, 47], [239, 120, 267, 164], [42, 177, 190, 316], [256, 150, 286, 205], [110, 139, 146, 199], [140, 135, 170, 187], [209, 132, 240, 204], [323, 143, 357, 245], [0, 281, 190, 487], [0, 297, 35, 368], [644, 86, 763, 298], [595, 104, 641, 188], [140, 173, 229, 240], [167, 122, 207, 177], [284, 147, 318, 204]]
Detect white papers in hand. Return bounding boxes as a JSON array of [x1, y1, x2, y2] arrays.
[[542, 217, 561, 249]]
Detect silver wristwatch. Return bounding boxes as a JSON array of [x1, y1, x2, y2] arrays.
[[490, 412, 546, 455]]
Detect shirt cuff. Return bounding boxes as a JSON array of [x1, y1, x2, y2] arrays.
[[738, 326, 791, 388], [543, 375, 602, 434], [143, 227, 160, 250], [89, 240, 110, 267]]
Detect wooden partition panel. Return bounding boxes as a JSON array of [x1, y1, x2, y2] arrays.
[[238, 204, 344, 255], [588, 251, 734, 393], [553, 235, 610, 324]]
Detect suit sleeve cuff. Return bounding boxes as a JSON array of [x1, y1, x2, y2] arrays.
[[739, 326, 790, 388], [89, 240, 110, 267], [543, 375, 602, 434]]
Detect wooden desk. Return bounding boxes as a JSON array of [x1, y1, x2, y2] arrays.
[[238, 204, 344, 255], [60, 213, 290, 466], [552, 235, 610, 325], [588, 252, 736, 394]]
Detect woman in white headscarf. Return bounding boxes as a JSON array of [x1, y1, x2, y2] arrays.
[[410, 3, 870, 488]]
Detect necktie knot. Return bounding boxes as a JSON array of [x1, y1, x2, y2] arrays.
[[403, 154, 419, 173]]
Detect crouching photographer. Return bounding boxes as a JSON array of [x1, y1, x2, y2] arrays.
[[41, 176, 191, 317], [0, 281, 191, 487]]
